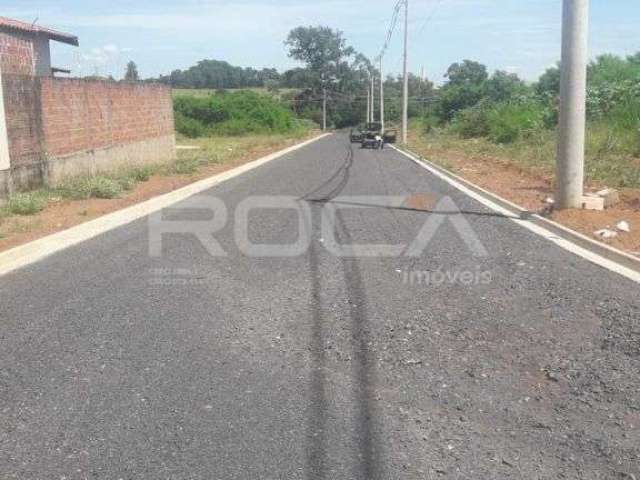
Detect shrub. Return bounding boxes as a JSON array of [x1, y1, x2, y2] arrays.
[[587, 99, 640, 158], [435, 83, 485, 122], [58, 176, 123, 200], [173, 91, 298, 137], [451, 101, 491, 138], [487, 101, 546, 144], [88, 177, 124, 199], [6, 192, 48, 215], [174, 95, 228, 124], [117, 175, 136, 191], [420, 115, 440, 134], [173, 157, 201, 175], [175, 112, 207, 138], [130, 165, 157, 182]]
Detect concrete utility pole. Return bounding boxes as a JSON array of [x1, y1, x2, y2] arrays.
[[401, 0, 409, 144], [322, 88, 327, 131], [556, 0, 590, 209], [370, 73, 375, 123], [379, 56, 385, 132], [366, 87, 371, 124]]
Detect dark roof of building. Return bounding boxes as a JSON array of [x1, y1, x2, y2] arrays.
[[0, 16, 79, 46]]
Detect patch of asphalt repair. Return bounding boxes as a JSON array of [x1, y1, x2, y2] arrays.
[[0, 134, 638, 479]]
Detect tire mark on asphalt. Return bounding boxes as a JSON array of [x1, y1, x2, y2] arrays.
[[300, 140, 354, 203], [334, 210, 385, 480], [304, 205, 328, 480]]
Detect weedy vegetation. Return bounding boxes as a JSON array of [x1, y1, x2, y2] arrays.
[[173, 90, 308, 138], [416, 54, 640, 188]]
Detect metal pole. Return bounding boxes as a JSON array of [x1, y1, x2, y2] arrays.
[[322, 87, 327, 131], [556, 0, 589, 209], [401, 0, 409, 144], [380, 56, 385, 133]]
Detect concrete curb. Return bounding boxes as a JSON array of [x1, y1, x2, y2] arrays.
[[391, 144, 640, 284], [0, 133, 331, 278]]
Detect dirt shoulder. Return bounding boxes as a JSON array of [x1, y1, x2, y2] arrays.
[[407, 129, 640, 257], [0, 132, 319, 254]]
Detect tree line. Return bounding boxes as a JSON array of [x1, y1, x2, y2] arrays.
[[147, 23, 640, 162], [154, 60, 284, 89]]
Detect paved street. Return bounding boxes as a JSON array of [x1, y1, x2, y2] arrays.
[[1, 134, 639, 479]]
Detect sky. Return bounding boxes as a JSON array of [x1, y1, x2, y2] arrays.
[[1, 0, 639, 83]]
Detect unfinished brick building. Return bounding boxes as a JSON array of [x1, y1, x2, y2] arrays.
[[0, 17, 175, 197]]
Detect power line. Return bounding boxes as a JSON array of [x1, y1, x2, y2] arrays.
[[415, 0, 444, 36], [376, 0, 404, 62], [389, 0, 445, 76]]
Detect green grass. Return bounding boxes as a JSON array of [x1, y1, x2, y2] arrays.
[[0, 164, 164, 221], [55, 164, 162, 200], [130, 165, 158, 182], [56, 176, 123, 200], [171, 157, 202, 175], [411, 118, 640, 188], [4, 192, 49, 215], [171, 130, 313, 176]]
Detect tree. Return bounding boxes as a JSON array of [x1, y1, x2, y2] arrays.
[[436, 83, 485, 122], [285, 26, 361, 128], [484, 70, 526, 103], [155, 60, 283, 89], [628, 52, 640, 65], [589, 54, 640, 85], [434, 60, 489, 122], [535, 64, 561, 98], [124, 61, 139, 82], [285, 26, 355, 80], [382, 73, 435, 121], [281, 68, 315, 88], [445, 60, 488, 86]]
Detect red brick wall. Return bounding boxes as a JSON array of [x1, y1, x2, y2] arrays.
[[40, 79, 174, 157], [0, 31, 34, 76], [2, 74, 44, 167]]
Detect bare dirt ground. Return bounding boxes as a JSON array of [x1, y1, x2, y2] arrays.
[[0, 134, 316, 253], [407, 131, 640, 256]]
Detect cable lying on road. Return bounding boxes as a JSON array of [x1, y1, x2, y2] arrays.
[[300, 141, 354, 203]]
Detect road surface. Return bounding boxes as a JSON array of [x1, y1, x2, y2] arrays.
[[1, 134, 638, 479]]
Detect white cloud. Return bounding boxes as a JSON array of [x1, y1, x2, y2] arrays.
[[71, 43, 133, 77]]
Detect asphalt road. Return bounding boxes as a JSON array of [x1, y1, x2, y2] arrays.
[[1, 134, 639, 479]]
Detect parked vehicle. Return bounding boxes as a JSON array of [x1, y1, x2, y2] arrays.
[[350, 126, 364, 143], [361, 122, 384, 149], [383, 128, 398, 144]]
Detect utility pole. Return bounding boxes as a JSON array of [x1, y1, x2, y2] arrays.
[[379, 56, 385, 133], [366, 87, 371, 124], [401, 0, 409, 144], [322, 87, 327, 131], [370, 73, 375, 123], [556, 0, 589, 209]]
